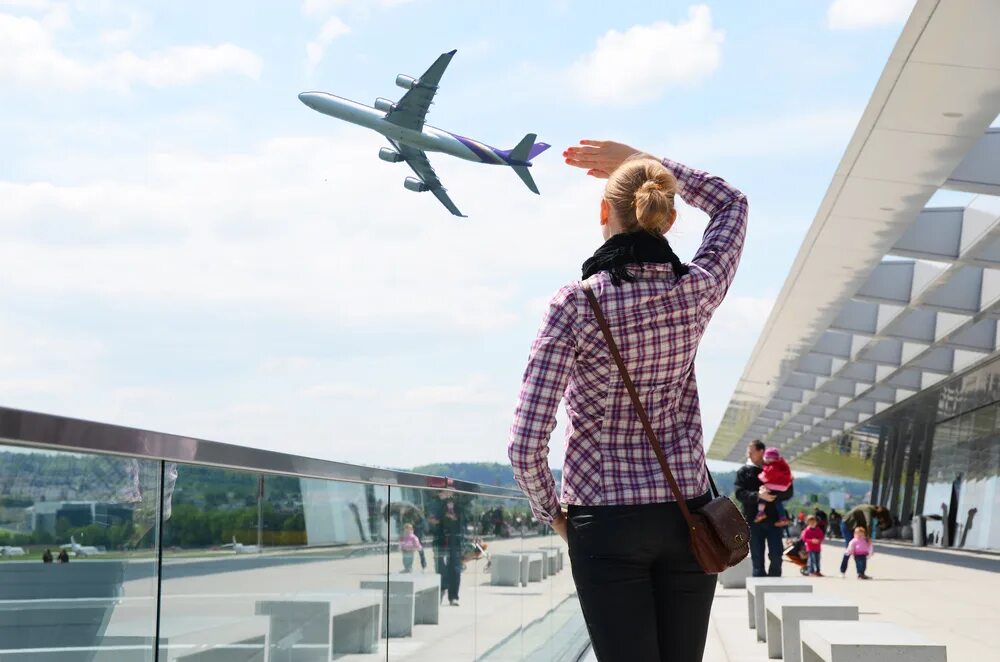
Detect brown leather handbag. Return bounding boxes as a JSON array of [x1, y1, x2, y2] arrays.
[[582, 282, 750, 574]]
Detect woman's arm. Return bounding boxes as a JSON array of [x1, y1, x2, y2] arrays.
[[563, 141, 748, 311], [661, 158, 748, 311], [508, 285, 578, 525]]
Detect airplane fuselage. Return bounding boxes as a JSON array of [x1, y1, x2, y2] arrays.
[[298, 92, 520, 166]]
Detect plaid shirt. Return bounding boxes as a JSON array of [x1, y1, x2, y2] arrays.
[[508, 158, 748, 523]]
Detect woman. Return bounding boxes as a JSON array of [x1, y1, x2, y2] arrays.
[[508, 140, 748, 661]]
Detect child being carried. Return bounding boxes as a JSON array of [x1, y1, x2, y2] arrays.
[[755, 447, 793, 527]]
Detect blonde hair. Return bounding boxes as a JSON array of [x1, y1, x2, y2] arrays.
[[604, 156, 677, 235]]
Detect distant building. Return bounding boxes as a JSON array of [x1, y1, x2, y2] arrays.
[[24, 501, 133, 534], [709, 5, 1000, 552]]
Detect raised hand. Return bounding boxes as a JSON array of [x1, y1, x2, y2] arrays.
[[562, 140, 654, 179]]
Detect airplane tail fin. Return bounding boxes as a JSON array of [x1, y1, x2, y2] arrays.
[[508, 133, 549, 194], [509, 133, 550, 163]]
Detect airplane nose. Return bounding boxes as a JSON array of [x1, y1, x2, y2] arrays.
[[298, 92, 321, 110]]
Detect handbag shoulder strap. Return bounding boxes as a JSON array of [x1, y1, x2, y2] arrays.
[[581, 280, 716, 529]]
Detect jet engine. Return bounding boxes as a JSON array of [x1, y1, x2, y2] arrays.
[[374, 97, 396, 113], [404, 177, 429, 192], [395, 74, 417, 90], [379, 147, 403, 163]]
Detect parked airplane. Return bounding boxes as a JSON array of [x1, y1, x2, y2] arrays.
[[60, 536, 102, 557], [220, 536, 261, 554], [299, 49, 550, 217], [0, 546, 25, 556]]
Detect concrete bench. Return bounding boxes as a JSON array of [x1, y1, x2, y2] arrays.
[[800, 620, 947, 662], [359, 573, 439, 638], [718, 556, 752, 589], [519, 554, 530, 586], [746, 578, 812, 636], [534, 549, 558, 576], [257, 590, 382, 658], [523, 553, 545, 583], [537, 546, 564, 573], [764, 594, 858, 662], [157, 615, 271, 661], [490, 554, 524, 587]]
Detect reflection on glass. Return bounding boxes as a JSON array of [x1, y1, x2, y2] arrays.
[[0, 443, 160, 661], [160, 466, 388, 660]]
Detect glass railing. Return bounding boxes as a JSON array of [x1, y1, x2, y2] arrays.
[[0, 406, 589, 661]]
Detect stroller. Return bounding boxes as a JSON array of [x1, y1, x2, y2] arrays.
[[462, 537, 491, 571], [784, 539, 810, 575]]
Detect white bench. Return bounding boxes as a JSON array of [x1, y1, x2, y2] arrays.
[[157, 615, 271, 661], [534, 549, 558, 576], [800, 620, 947, 662], [523, 553, 545, 582], [256, 590, 382, 658], [359, 573, 439, 637], [718, 556, 752, 589], [764, 594, 858, 662], [746, 577, 812, 637], [537, 546, 565, 573], [490, 554, 524, 587]]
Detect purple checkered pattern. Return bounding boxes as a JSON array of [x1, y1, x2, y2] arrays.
[[508, 158, 749, 523]]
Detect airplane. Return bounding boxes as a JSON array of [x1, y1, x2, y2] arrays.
[[298, 49, 550, 217], [220, 535, 261, 554], [60, 536, 102, 557], [0, 546, 25, 557]]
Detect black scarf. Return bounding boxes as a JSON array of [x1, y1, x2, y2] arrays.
[[582, 230, 689, 286]]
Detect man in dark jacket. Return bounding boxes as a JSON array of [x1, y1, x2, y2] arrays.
[[734, 440, 794, 577]]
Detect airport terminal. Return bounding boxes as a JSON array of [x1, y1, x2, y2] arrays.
[[2, 0, 999, 660]]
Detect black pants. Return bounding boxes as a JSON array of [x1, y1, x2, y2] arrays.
[[567, 493, 716, 662], [436, 546, 461, 601], [749, 521, 784, 577]]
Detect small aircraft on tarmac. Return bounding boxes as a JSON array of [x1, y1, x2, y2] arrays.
[[299, 49, 550, 217], [0, 546, 25, 557], [60, 536, 103, 557], [220, 536, 261, 554]]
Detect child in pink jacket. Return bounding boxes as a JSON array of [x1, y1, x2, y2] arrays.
[[801, 515, 825, 576], [399, 523, 423, 573], [841, 525, 874, 579]]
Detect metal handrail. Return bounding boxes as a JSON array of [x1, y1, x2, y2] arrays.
[[0, 406, 526, 499]]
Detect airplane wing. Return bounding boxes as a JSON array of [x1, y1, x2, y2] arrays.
[[385, 50, 456, 132], [391, 140, 466, 217]]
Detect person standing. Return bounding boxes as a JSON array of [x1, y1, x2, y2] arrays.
[[841, 525, 874, 579], [42, 548, 53, 563], [399, 523, 422, 573], [801, 515, 825, 577], [509, 141, 749, 662], [735, 440, 795, 577], [430, 493, 465, 606]]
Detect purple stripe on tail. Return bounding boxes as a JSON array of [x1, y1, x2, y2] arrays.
[[527, 142, 551, 161]]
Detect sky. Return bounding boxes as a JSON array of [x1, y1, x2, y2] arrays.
[[0, 0, 918, 472]]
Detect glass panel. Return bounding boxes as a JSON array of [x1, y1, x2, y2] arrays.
[[471, 494, 526, 661], [160, 465, 389, 660], [0, 442, 160, 661], [382, 486, 476, 659]]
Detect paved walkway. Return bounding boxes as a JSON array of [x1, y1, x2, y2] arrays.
[[585, 540, 1000, 661]]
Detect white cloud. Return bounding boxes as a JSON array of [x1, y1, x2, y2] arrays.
[[667, 108, 861, 161], [569, 4, 723, 106], [827, 0, 915, 30], [306, 15, 350, 72], [302, 0, 413, 15], [301, 383, 377, 399], [0, 130, 601, 332], [403, 376, 501, 406], [701, 296, 775, 352], [0, 11, 261, 90]]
